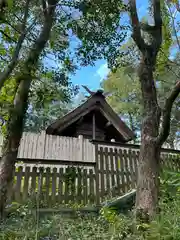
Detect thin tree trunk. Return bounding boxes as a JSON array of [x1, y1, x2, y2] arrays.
[[0, 1, 57, 218], [0, 78, 30, 218]]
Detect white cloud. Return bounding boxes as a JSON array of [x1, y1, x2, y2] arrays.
[[96, 63, 110, 82]]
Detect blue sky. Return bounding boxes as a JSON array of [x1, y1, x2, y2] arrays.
[[70, 0, 148, 93]]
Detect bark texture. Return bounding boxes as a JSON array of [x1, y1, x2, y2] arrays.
[[0, 0, 57, 218], [135, 55, 161, 219], [129, 0, 180, 220]]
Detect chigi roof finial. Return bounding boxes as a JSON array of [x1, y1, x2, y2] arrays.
[[82, 85, 113, 98], [82, 85, 95, 95]]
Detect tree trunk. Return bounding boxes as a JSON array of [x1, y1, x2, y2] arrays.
[[136, 140, 161, 220], [129, 0, 180, 221], [0, 80, 28, 217], [0, 78, 31, 218], [0, 1, 57, 218], [135, 56, 161, 220]]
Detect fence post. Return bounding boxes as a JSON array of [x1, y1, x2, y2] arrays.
[[95, 144, 100, 205], [78, 135, 84, 162]]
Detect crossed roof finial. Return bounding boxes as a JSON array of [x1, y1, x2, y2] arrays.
[[82, 85, 112, 98]]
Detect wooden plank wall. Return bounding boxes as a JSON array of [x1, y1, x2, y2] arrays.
[[0, 132, 179, 164], [0, 132, 95, 162], [9, 144, 180, 206]]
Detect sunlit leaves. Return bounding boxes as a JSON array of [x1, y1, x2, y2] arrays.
[[0, 77, 17, 135], [156, 1, 173, 77], [7, 0, 13, 9]]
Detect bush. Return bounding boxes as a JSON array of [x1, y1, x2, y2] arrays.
[[2, 197, 180, 240]]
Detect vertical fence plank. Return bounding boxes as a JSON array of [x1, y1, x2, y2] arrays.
[[128, 150, 136, 189], [71, 169, 76, 202], [30, 167, 37, 195], [58, 168, 64, 204], [64, 168, 69, 204], [119, 149, 125, 193], [37, 167, 44, 203], [109, 148, 116, 196], [23, 167, 30, 201], [77, 167, 82, 204], [45, 168, 51, 204], [52, 168, 57, 204], [114, 148, 121, 195], [95, 145, 100, 205], [123, 149, 131, 192], [15, 166, 23, 202], [133, 151, 138, 179], [99, 147, 105, 200], [83, 169, 88, 205], [104, 147, 110, 195], [89, 169, 95, 204]]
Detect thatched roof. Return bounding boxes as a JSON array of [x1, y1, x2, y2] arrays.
[[46, 90, 135, 142]]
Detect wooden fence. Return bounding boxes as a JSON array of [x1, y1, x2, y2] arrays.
[[0, 132, 178, 164], [8, 144, 180, 206], [0, 132, 95, 162]]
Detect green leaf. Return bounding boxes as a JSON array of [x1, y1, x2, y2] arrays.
[[7, 0, 13, 9]]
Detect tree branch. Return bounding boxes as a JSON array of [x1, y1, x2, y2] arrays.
[[19, 0, 57, 76], [152, 0, 162, 28], [42, 0, 48, 15], [0, 0, 31, 91], [152, 0, 162, 51], [167, 2, 180, 52], [0, 0, 6, 13], [129, 0, 146, 52], [157, 81, 180, 145], [139, 22, 156, 32], [0, 29, 16, 42], [4, 0, 57, 152]]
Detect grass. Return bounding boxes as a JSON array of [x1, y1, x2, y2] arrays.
[[1, 195, 180, 240], [1, 170, 180, 239]]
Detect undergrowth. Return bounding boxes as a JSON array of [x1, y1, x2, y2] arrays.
[[1, 169, 180, 239]]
